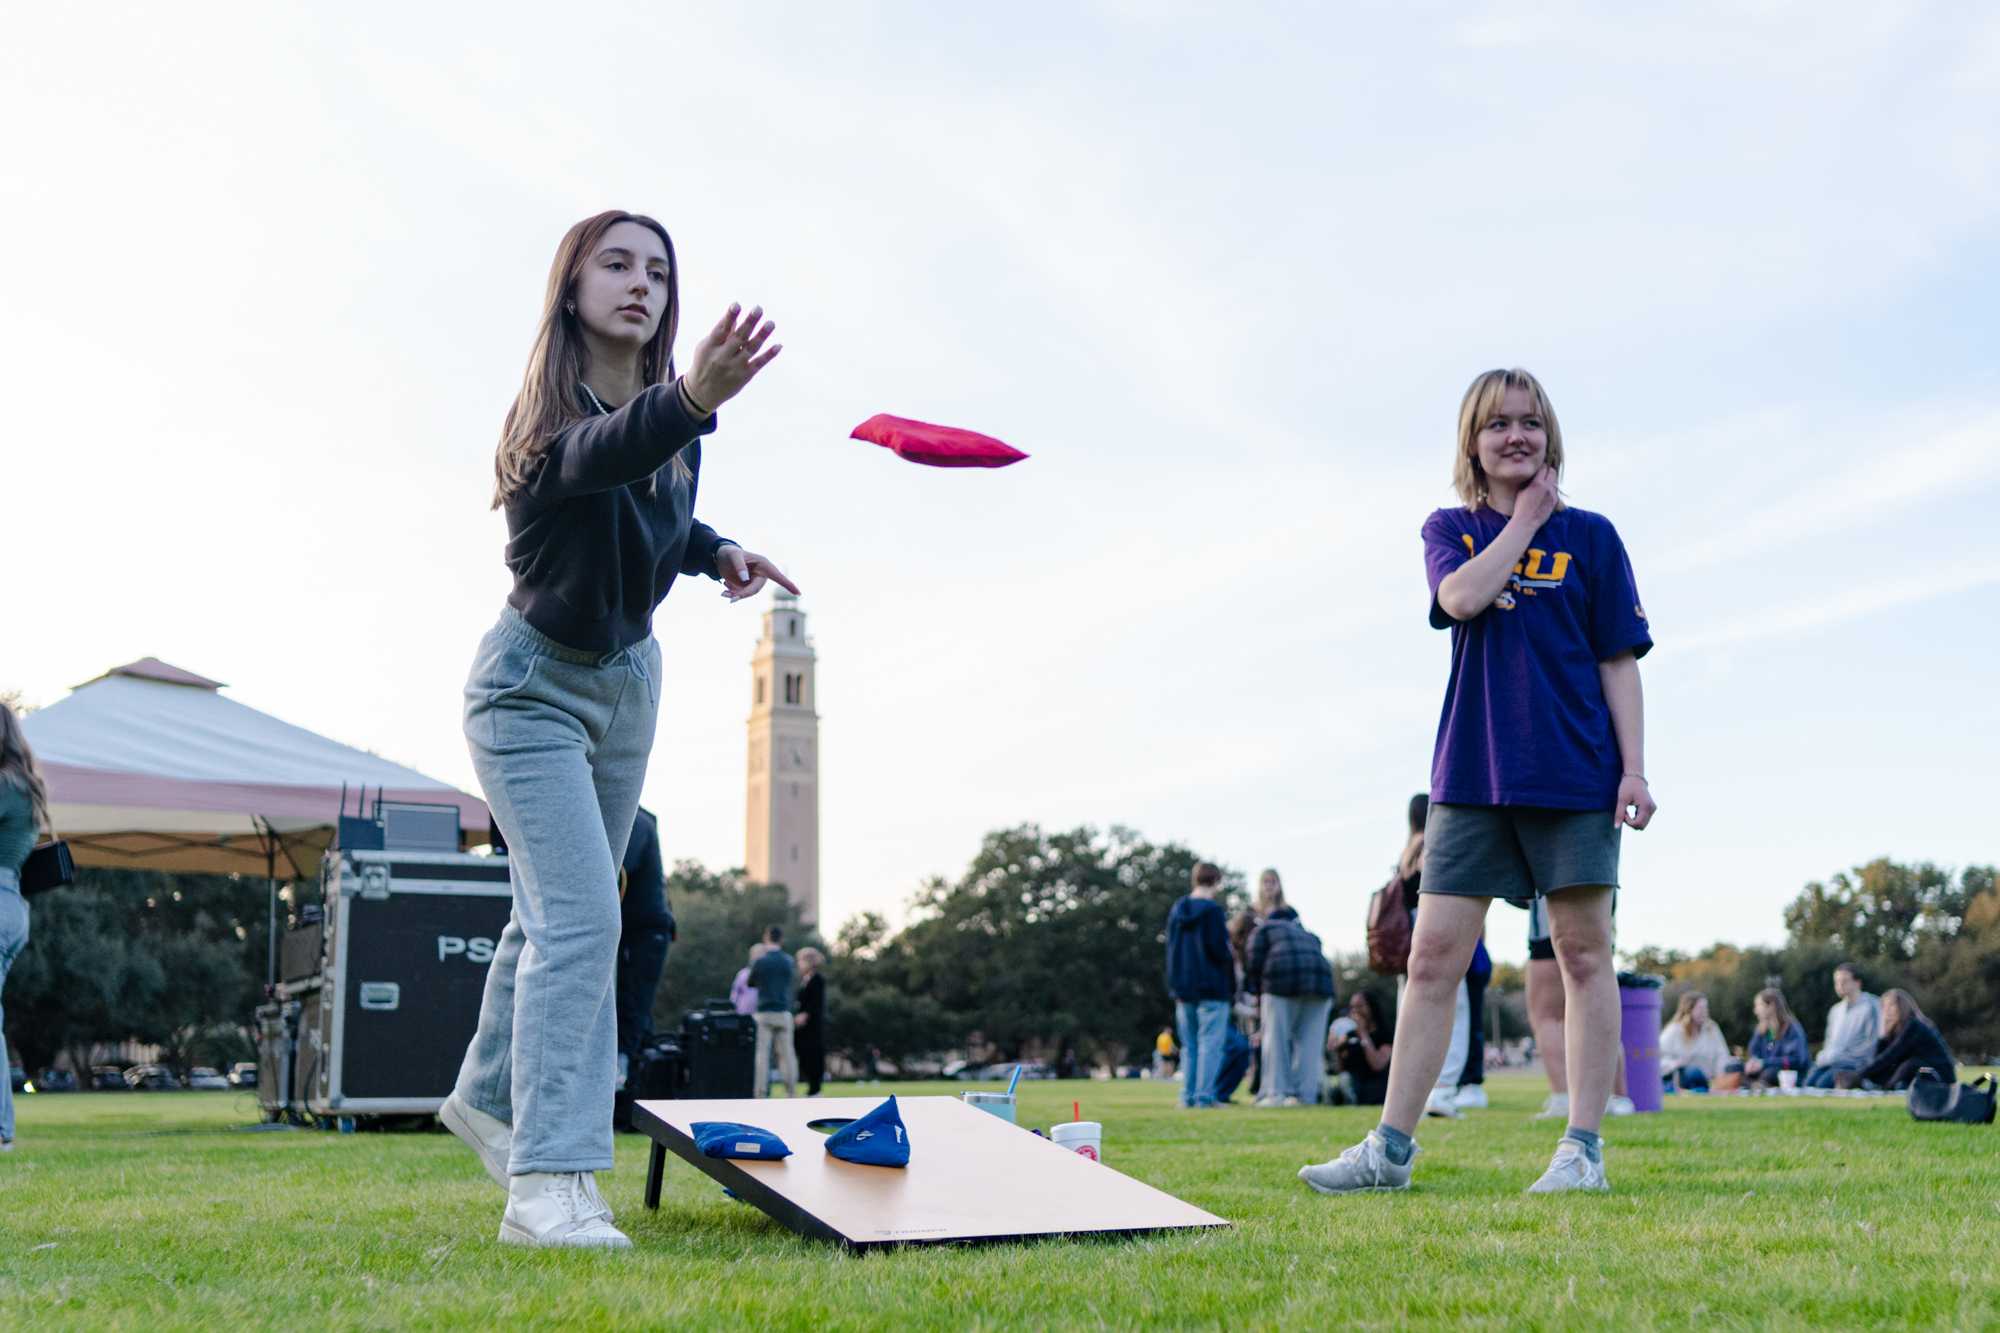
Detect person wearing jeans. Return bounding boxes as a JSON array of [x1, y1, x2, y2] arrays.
[[751, 934, 799, 1098], [1245, 873, 1337, 1105], [1804, 963, 1881, 1089], [0, 700, 50, 1151], [1166, 862, 1235, 1107], [436, 210, 796, 1250]]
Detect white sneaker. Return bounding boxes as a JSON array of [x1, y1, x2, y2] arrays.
[[1526, 1139, 1610, 1194], [499, 1172, 631, 1249], [1298, 1131, 1418, 1194], [1280, 1096, 1302, 1108], [439, 1092, 511, 1191], [1532, 1092, 1569, 1121], [1424, 1088, 1463, 1119], [1453, 1084, 1488, 1110], [1605, 1094, 1636, 1117]]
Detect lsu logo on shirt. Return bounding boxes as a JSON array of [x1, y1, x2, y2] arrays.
[[1460, 534, 1572, 611]]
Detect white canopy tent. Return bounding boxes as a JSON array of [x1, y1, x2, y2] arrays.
[[24, 657, 489, 880]]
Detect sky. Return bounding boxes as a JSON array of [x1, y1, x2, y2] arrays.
[[5, 3, 1996, 965]]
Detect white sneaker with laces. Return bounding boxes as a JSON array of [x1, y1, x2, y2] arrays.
[[1453, 1084, 1489, 1110], [1532, 1092, 1569, 1121], [1298, 1131, 1418, 1194], [499, 1171, 631, 1248], [1424, 1088, 1463, 1119], [1526, 1139, 1610, 1194], [439, 1092, 512, 1190], [1605, 1094, 1636, 1116]]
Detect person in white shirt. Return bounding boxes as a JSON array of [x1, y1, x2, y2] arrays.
[[1804, 962, 1881, 1089], [1658, 992, 1732, 1092]]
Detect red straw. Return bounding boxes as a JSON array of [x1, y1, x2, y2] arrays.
[[1073, 1100, 1080, 1122]]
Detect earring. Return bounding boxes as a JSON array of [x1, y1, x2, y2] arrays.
[[565, 301, 576, 315]]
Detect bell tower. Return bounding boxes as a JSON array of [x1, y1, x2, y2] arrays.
[[745, 591, 820, 925]]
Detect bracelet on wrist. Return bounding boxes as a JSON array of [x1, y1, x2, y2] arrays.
[[677, 376, 714, 418], [1622, 773, 1648, 783]]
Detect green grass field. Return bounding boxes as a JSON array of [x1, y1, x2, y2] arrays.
[[2, 1072, 1996, 1330]]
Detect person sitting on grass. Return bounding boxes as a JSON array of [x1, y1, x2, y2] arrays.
[[1333, 992, 1393, 1106], [1743, 988, 1808, 1087], [1803, 962, 1881, 1089], [1849, 989, 1955, 1091], [1658, 992, 1731, 1093]]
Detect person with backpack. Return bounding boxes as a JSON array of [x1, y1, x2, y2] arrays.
[[1302, 367, 1656, 1199], [1367, 794, 1472, 1119], [1245, 870, 1336, 1106]]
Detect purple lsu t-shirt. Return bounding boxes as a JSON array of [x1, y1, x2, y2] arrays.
[[1423, 505, 1652, 810]]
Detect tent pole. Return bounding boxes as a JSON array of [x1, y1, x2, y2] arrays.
[[263, 823, 279, 992]]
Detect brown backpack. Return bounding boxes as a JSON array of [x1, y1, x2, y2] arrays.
[[1365, 869, 1413, 975]]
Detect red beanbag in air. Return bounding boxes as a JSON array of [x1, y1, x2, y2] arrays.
[[850, 414, 1028, 468]]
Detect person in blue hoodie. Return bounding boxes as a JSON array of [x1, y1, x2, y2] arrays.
[[1743, 988, 1809, 1088], [1166, 862, 1236, 1109]]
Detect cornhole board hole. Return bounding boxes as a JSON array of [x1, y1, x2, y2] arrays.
[[634, 1095, 1228, 1249]]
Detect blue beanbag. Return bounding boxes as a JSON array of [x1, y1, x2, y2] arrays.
[[691, 1121, 792, 1160], [824, 1096, 910, 1167]]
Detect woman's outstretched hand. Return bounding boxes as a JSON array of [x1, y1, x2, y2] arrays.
[[684, 304, 780, 413], [716, 545, 800, 602]]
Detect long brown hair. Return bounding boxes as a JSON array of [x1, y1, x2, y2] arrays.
[[1754, 987, 1798, 1038], [493, 210, 685, 508], [1881, 988, 1928, 1039], [1453, 367, 1568, 510], [0, 701, 50, 837], [1672, 990, 1708, 1039]]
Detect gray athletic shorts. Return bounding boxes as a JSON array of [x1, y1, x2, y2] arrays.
[[1422, 802, 1620, 907]]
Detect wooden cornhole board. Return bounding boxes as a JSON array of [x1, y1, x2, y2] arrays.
[[634, 1095, 1228, 1249]]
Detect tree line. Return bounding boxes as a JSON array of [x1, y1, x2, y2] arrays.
[[1631, 858, 1998, 1059], [8, 835, 1991, 1080]]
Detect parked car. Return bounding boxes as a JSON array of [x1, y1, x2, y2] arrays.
[[187, 1067, 229, 1090], [35, 1067, 79, 1092], [124, 1064, 181, 1090], [90, 1065, 132, 1091], [227, 1062, 258, 1088]]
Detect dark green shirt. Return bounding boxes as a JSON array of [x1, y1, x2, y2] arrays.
[[0, 781, 36, 876]]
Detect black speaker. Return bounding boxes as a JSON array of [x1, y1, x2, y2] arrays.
[[680, 1005, 755, 1099], [613, 1034, 685, 1130]]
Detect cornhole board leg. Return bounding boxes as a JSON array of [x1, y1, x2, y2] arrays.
[[645, 1141, 666, 1210], [632, 1095, 1228, 1250]]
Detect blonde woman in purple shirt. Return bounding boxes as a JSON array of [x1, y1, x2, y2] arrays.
[[1302, 368, 1656, 1198]]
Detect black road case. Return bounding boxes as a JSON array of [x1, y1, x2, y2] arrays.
[[300, 848, 513, 1118]]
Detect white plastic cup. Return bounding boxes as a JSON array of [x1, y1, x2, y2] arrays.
[[1051, 1120, 1103, 1162], [962, 1091, 1016, 1123], [1778, 1070, 1798, 1091]]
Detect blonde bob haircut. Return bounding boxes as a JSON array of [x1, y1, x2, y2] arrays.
[[1453, 367, 1566, 510]]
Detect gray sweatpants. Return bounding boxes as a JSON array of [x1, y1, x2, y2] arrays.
[[454, 608, 660, 1174]]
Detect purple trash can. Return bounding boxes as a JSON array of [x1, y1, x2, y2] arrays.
[[1619, 979, 1665, 1113]]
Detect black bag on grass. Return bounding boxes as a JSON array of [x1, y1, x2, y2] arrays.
[[1907, 1069, 1996, 1124]]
